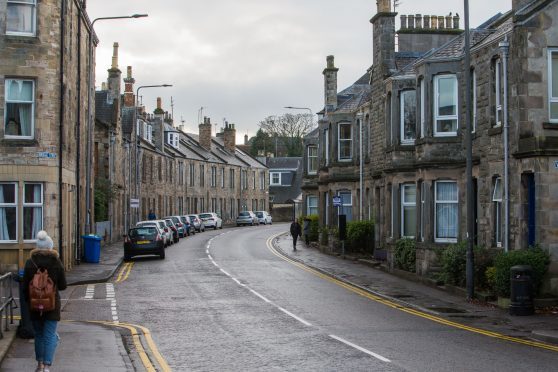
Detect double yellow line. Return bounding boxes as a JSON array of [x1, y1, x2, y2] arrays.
[[115, 262, 134, 283], [266, 234, 558, 353]]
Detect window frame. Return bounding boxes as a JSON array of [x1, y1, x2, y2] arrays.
[[434, 180, 458, 243], [420, 79, 425, 138], [167, 133, 179, 149], [221, 168, 225, 188], [494, 58, 504, 127], [270, 172, 281, 186], [401, 184, 416, 238], [0, 182, 18, 243], [307, 195, 318, 216], [337, 122, 352, 161], [4, 78, 35, 140], [338, 191, 352, 222], [492, 177, 503, 247], [6, 0, 37, 37], [307, 145, 318, 174], [433, 74, 459, 137], [472, 69, 477, 133], [548, 49, 558, 123], [23, 182, 43, 242], [400, 89, 417, 145], [211, 166, 217, 188]]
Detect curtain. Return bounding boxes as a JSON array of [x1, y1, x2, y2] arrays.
[[31, 184, 42, 238], [7, 2, 34, 34], [436, 183, 457, 239], [0, 185, 9, 240]]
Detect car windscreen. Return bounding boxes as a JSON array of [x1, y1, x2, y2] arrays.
[[199, 214, 212, 219], [158, 222, 166, 229], [239, 212, 250, 217], [165, 220, 173, 226], [180, 217, 189, 224], [256, 212, 263, 217], [129, 228, 157, 238], [171, 217, 180, 223]]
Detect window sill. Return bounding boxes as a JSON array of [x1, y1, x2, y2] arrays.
[[488, 126, 503, 136], [543, 122, 558, 130], [4, 34, 39, 44], [0, 138, 38, 147]]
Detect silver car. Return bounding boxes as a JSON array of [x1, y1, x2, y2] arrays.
[[236, 211, 258, 226], [199, 212, 223, 230], [255, 211, 272, 225]]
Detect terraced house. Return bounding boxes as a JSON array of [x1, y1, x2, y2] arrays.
[[0, 0, 94, 271], [303, 0, 558, 294]]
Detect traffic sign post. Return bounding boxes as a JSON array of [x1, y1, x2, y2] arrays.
[[333, 196, 342, 207], [130, 198, 140, 209]]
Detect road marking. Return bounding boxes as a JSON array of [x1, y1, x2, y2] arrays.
[[105, 283, 119, 323], [278, 307, 312, 326], [115, 262, 134, 283], [249, 289, 271, 303], [329, 335, 391, 362], [84, 284, 95, 300], [266, 233, 558, 353], [220, 268, 231, 277]]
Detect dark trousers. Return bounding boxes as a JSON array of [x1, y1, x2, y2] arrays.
[[292, 235, 298, 248]]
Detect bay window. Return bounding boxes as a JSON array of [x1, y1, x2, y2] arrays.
[[338, 123, 352, 161], [308, 145, 318, 174], [0, 183, 17, 242], [4, 79, 34, 138], [400, 90, 417, 144], [7, 0, 36, 36], [549, 49, 558, 122], [307, 195, 318, 216], [434, 75, 458, 136], [434, 181, 458, 242], [401, 184, 416, 238]]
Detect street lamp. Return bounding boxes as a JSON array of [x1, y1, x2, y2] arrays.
[[85, 13, 148, 236], [284, 106, 314, 126]]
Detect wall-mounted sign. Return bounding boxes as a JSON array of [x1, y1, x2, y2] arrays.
[[554, 160, 558, 169], [37, 152, 57, 159], [130, 198, 140, 209], [333, 196, 342, 207]]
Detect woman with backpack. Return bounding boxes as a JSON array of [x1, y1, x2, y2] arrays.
[[23, 230, 67, 372]]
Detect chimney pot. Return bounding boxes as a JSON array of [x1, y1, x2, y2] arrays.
[[453, 15, 460, 29], [377, 0, 391, 13], [244, 134, 248, 145], [127, 66, 132, 79], [400, 15, 407, 29], [408, 15, 415, 29], [431, 15, 438, 29], [415, 14, 422, 28], [326, 55, 335, 68], [438, 16, 445, 29], [111, 42, 119, 69], [424, 15, 431, 29], [157, 97, 162, 110], [445, 15, 452, 29]]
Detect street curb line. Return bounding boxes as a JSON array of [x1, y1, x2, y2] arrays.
[[66, 256, 124, 286], [268, 233, 558, 352], [0, 325, 16, 366]]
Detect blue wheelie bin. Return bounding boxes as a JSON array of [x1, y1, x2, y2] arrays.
[[82, 235, 102, 263]]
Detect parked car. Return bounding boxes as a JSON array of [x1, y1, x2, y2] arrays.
[[180, 215, 195, 235], [124, 226, 165, 260], [164, 216, 187, 238], [236, 211, 258, 226], [199, 212, 223, 230], [255, 211, 272, 225], [188, 214, 205, 232], [136, 220, 172, 247], [164, 218, 180, 243]]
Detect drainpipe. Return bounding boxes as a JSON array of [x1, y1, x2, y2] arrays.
[[75, 4, 82, 264], [357, 112, 363, 220], [58, 0, 66, 263], [500, 37, 510, 253]]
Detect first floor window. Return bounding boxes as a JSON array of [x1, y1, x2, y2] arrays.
[[492, 178, 503, 247], [4, 79, 34, 138], [434, 75, 458, 136], [211, 166, 217, 187], [339, 191, 352, 222], [7, 0, 36, 35], [260, 171, 265, 190], [435, 181, 458, 242], [308, 145, 318, 174], [23, 183, 42, 240], [0, 183, 17, 242], [338, 123, 352, 161], [549, 49, 558, 122], [401, 184, 416, 238], [400, 90, 417, 144], [307, 195, 318, 216], [221, 168, 225, 188]]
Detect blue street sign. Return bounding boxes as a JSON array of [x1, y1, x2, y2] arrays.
[[333, 196, 342, 207]]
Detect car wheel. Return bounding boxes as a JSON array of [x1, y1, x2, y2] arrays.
[[159, 248, 165, 259], [124, 253, 132, 261], [264, 221, 267, 225]]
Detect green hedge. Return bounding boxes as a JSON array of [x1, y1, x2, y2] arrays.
[[439, 241, 496, 289], [346, 220, 374, 253], [298, 215, 320, 242], [394, 238, 416, 272], [493, 247, 550, 297]]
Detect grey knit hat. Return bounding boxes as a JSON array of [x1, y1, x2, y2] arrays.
[[36, 230, 54, 250]]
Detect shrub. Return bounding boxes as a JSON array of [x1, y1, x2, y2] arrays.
[[485, 266, 497, 292], [299, 215, 319, 242], [439, 242, 496, 289], [319, 226, 329, 245], [346, 220, 374, 254], [493, 247, 550, 297], [394, 238, 416, 272]]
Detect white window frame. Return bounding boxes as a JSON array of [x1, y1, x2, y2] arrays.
[[189, 163, 195, 187], [420, 182, 426, 242], [433, 75, 458, 137], [338, 191, 353, 222], [324, 128, 330, 165], [211, 166, 217, 187], [270, 172, 281, 186], [472, 69, 477, 133], [434, 181, 458, 243], [0, 182, 18, 243], [23, 182, 43, 241], [221, 168, 225, 188], [308, 145, 318, 174], [400, 90, 417, 145], [307, 195, 318, 216], [495, 59, 503, 127], [252, 171, 256, 190], [548, 49, 558, 123], [338, 122, 352, 161], [420, 79, 425, 138], [147, 124, 153, 142], [6, 0, 37, 36], [259, 171, 265, 190], [492, 178, 503, 247], [4, 79, 35, 139], [401, 184, 416, 238], [167, 133, 179, 149]]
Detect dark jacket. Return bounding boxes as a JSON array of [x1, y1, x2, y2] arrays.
[[290, 222, 302, 237], [303, 219, 311, 234], [23, 249, 67, 321]]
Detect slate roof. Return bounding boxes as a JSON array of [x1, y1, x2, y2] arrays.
[[95, 91, 113, 126], [331, 71, 372, 114], [266, 157, 302, 170], [266, 157, 303, 204], [121, 107, 135, 137]]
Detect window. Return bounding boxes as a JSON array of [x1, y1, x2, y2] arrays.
[[401, 184, 416, 238], [420, 182, 426, 242], [339, 191, 352, 221], [229, 169, 235, 189], [178, 162, 184, 186], [0, 183, 17, 242], [472, 69, 477, 133], [492, 178, 503, 247], [494, 59, 504, 127], [548, 49, 558, 122], [308, 145, 318, 174], [434, 75, 458, 136], [4, 79, 34, 138], [211, 166, 217, 187], [400, 90, 417, 144], [260, 171, 265, 190], [7, 0, 36, 36], [364, 115, 370, 158], [420, 79, 425, 138], [189, 163, 195, 187], [241, 170, 247, 190], [386, 94, 392, 145], [221, 168, 225, 188], [324, 128, 330, 165], [168, 133, 179, 149], [435, 181, 458, 242], [200, 165, 205, 187], [252, 171, 256, 189], [270, 172, 281, 186], [338, 123, 352, 161], [307, 195, 318, 215]]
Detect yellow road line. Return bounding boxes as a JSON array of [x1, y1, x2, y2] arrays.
[[115, 262, 129, 283], [122, 262, 134, 282], [266, 234, 558, 353], [134, 323, 172, 371], [115, 262, 133, 283]]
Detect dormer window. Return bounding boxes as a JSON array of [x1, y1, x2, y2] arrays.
[[168, 132, 179, 149]]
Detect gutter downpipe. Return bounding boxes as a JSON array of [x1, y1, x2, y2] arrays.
[[58, 0, 66, 263], [75, 3, 82, 264], [500, 37, 510, 253]]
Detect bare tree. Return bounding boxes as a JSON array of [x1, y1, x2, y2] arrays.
[[258, 113, 314, 157]]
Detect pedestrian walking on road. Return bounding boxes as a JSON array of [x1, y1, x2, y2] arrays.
[[147, 210, 157, 220], [290, 219, 302, 251], [23, 230, 67, 372], [303, 218, 311, 245]]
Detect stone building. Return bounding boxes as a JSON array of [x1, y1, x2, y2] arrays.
[[262, 157, 304, 222], [0, 0, 95, 271], [303, 0, 558, 293]]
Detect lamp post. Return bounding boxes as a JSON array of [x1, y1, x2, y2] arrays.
[[284, 106, 314, 126], [85, 13, 148, 236], [133, 84, 172, 226]]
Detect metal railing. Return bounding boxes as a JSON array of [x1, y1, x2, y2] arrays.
[[0, 272, 16, 339]]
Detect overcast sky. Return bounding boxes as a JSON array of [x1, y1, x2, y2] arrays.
[[88, 0, 511, 140]]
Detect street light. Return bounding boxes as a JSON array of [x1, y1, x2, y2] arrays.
[[85, 13, 148, 236], [284, 106, 314, 126]]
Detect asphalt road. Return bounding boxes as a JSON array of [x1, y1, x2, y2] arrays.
[[74, 223, 558, 371]]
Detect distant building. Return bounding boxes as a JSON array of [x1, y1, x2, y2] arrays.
[[261, 157, 303, 222]]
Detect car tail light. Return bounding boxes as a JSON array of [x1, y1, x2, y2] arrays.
[[124, 235, 131, 243]]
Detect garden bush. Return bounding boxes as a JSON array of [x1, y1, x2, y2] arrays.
[[346, 220, 374, 254], [298, 215, 320, 242], [394, 238, 416, 272], [439, 242, 496, 289], [493, 247, 550, 297]]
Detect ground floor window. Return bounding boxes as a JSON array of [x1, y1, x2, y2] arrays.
[[339, 191, 352, 222], [23, 183, 43, 240], [0, 183, 17, 242], [492, 177, 503, 247], [435, 181, 458, 242], [307, 195, 318, 216], [401, 184, 416, 238]]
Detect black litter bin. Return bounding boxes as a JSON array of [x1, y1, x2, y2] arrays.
[[509, 265, 534, 316]]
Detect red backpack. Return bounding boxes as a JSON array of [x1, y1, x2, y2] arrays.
[[29, 260, 56, 314]]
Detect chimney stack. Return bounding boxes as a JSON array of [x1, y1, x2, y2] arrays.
[[323, 55, 339, 112], [154, 97, 164, 115], [123, 66, 135, 107], [199, 116, 212, 151], [244, 134, 249, 145], [223, 121, 236, 153], [107, 42, 121, 103], [377, 0, 391, 13]]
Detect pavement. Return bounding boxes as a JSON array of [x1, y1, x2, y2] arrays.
[[2, 231, 558, 370]]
